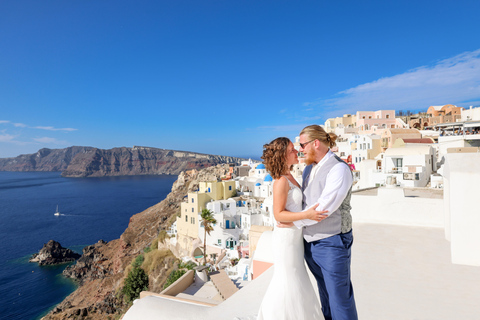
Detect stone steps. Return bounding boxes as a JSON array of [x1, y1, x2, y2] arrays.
[[209, 270, 239, 300]]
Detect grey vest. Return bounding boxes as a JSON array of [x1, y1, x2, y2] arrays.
[[302, 154, 353, 242]]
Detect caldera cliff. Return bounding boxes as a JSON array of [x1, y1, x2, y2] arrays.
[[0, 146, 245, 177]]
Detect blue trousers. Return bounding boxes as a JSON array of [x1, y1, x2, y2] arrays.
[[304, 230, 358, 320]]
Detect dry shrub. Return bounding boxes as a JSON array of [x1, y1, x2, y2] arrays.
[[150, 240, 159, 250], [157, 230, 169, 244], [142, 249, 173, 274]]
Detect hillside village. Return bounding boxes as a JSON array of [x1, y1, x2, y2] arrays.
[[124, 104, 480, 320]]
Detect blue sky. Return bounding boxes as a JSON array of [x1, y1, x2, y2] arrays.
[[1, 0, 480, 159]]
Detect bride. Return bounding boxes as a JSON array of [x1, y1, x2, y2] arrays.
[[257, 137, 326, 320]]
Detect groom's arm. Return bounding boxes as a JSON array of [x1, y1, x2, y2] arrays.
[[293, 162, 352, 228]]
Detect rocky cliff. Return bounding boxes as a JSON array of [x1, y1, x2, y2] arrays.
[[42, 164, 232, 319], [0, 146, 94, 172], [0, 146, 245, 177]]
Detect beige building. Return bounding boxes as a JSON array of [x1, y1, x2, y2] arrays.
[[381, 128, 421, 150], [176, 180, 237, 257], [324, 114, 356, 132]]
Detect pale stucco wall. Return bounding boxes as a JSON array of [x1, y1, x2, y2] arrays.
[[443, 150, 480, 266]]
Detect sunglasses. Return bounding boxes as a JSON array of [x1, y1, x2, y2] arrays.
[[299, 139, 315, 149]]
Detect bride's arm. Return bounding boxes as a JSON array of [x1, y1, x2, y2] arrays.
[[273, 177, 327, 222]]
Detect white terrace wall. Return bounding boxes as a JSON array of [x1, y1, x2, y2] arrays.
[[443, 148, 480, 266], [350, 187, 444, 228]]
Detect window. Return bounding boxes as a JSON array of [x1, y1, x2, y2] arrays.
[[185, 215, 188, 222], [386, 114, 390, 119], [369, 116, 372, 119], [218, 239, 222, 245], [192, 208, 194, 213], [362, 116, 366, 119], [208, 187, 211, 192], [191, 198, 194, 203], [229, 186, 232, 190], [394, 158, 403, 168]]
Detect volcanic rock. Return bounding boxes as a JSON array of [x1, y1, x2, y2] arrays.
[[30, 240, 81, 266]]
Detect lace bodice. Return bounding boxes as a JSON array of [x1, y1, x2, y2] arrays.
[[282, 176, 303, 213]]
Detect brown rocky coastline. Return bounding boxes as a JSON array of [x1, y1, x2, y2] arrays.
[[0, 146, 245, 177], [42, 164, 232, 320]]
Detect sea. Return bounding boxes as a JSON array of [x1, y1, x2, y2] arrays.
[[0, 171, 178, 320]]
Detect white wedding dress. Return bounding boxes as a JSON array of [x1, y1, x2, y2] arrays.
[[257, 178, 322, 320]]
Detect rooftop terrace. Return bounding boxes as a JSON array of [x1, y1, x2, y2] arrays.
[[124, 221, 480, 319]]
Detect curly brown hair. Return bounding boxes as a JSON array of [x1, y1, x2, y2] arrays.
[[261, 137, 292, 179]]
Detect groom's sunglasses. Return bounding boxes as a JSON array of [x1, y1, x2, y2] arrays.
[[299, 139, 315, 149]]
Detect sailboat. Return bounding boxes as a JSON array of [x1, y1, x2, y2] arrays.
[[54, 205, 61, 216]]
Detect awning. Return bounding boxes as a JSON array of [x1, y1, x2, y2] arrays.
[[435, 122, 464, 128], [463, 121, 480, 128]]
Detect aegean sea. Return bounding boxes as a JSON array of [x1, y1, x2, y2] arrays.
[[0, 171, 178, 320]]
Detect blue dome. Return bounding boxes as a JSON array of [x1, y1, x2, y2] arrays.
[[255, 183, 261, 186], [264, 174, 273, 182], [256, 164, 266, 169]]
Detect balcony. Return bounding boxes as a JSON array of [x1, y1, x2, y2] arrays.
[[387, 167, 403, 174]]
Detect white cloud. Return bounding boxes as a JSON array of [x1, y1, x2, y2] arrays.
[[256, 124, 310, 132], [0, 133, 15, 142], [314, 49, 480, 118], [0, 120, 77, 131], [33, 137, 68, 145], [34, 126, 77, 132]]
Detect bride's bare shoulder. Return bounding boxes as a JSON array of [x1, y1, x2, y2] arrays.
[[273, 176, 289, 191]]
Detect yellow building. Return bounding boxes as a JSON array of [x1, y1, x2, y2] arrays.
[[176, 180, 237, 257], [198, 180, 236, 201]]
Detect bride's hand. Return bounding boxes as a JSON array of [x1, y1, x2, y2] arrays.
[[305, 204, 328, 221]]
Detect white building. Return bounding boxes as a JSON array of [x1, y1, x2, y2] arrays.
[[254, 174, 273, 198], [461, 105, 480, 122], [202, 199, 241, 252], [351, 134, 382, 167], [382, 144, 435, 188]]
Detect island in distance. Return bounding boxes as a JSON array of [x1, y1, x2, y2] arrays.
[[0, 146, 246, 177]]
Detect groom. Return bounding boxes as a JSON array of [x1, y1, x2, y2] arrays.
[[294, 124, 358, 320]]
